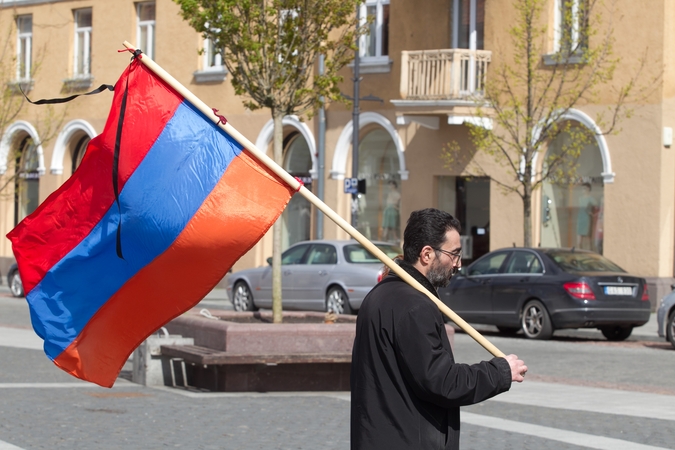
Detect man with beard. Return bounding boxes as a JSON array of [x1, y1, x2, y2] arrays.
[[350, 208, 527, 450]]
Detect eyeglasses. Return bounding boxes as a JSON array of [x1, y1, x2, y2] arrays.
[[434, 247, 462, 262]]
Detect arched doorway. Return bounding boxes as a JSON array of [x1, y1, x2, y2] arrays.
[[281, 132, 313, 249], [541, 122, 605, 253], [357, 128, 401, 244], [70, 133, 90, 174], [14, 135, 41, 225]]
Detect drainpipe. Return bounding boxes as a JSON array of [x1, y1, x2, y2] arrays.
[[316, 55, 326, 240], [351, 4, 361, 229]]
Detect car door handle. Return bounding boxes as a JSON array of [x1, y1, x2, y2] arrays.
[[520, 277, 529, 282], [482, 278, 492, 285], [318, 270, 328, 276], [283, 270, 292, 276]]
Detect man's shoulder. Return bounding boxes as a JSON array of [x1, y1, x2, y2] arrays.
[[363, 276, 440, 317]]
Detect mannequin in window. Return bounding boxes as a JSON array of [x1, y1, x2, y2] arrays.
[[382, 180, 401, 242], [358, 193, 371, 239], [576, 183, 598, 250]]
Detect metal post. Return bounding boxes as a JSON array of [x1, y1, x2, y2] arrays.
[[351, 4, 361, 229], [316, 55, 326, 239]]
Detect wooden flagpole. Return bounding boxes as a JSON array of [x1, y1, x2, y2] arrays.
[[122, 41, 505, 359]]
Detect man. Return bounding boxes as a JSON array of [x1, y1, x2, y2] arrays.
[[351, 208, 527, 449]]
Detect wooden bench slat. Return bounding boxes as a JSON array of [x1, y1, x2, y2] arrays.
[[160, 344, 352, 365]]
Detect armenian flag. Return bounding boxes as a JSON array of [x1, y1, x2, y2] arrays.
[[7, 59, 294, 387]]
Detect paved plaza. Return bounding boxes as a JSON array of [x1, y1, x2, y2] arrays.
[[1, 286, 674, 449]]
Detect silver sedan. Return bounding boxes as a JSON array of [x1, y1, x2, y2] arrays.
[[226, 240, 401, 314]]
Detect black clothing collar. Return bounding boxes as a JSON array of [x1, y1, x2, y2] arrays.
[[388, 259, 440, 299]]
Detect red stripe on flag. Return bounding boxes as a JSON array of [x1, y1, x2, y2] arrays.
[[8, 63, 183, 293], [53, 150, 293, 387]]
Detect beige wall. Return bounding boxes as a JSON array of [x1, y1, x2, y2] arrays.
[[1, 0, 675, 284]]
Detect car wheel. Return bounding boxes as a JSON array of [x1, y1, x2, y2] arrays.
[[521, 300, 553, 340], [667, 311, 675, 349], [497, 326, 519, 335], [232, 281, 256, 312], [601, 326, 633, 341], [8, 271, 24, 298], [326, 286, 352, 315]]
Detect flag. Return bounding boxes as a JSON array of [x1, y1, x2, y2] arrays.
[[6, 60, 294, 388]]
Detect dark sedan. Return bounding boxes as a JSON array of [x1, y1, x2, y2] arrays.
[[440, 248, 651, 340]]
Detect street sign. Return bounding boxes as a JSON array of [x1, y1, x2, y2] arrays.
[[344, 177, 359, 194]]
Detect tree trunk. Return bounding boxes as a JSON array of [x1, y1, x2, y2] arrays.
[[523, 183, 532, 248], [271, 110, 284, 324]]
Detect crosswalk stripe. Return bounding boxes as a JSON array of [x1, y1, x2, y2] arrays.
[[0, 326, 42, 350], [0, 383, 95, 389], [491, 381, 675, 422], [462, 412, 669, 450], [0, 439, 24, 450]]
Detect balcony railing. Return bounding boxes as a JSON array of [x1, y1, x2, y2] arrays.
[[400, 49, 492, 101]]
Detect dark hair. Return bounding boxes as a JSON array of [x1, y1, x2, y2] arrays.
[[388, 180, 398, 188], [402, 208, 461, 263], [582, 182, 592, 191]]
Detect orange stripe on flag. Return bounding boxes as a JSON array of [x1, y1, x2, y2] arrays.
[[54, 150, 293, 387]]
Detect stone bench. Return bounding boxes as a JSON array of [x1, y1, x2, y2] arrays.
[[159, 308, 454, 392], [160, 344, 352, 392], [160, 344, 352, 365]]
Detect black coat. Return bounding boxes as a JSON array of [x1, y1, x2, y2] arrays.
[[350, 261, 512, 450]]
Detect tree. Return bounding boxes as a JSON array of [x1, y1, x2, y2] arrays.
[[175, 0, 364, 322], [442, 0, 649, 247]]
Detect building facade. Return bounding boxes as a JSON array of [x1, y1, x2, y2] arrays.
[[0, 0, 673, 308]]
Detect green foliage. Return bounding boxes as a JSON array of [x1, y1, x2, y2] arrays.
[[174, 0, 364, 117]]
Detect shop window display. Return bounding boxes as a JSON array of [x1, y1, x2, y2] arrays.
[[281, 133, 312, 249], [357, 129, 400, 244], [541, 126, 604, 253]]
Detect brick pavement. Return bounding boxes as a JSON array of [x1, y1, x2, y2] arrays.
[[1, 285, 674, 449]]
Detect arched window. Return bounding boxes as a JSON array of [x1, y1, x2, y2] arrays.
[[357, 128, 401, 244], [14, 135, 40, 225], [281, 132, 313, 249], [71, 134, 90, 174], [541, 122, 604, 253]]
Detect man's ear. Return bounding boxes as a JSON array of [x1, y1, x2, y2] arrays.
[[419, 245, 434, 264]]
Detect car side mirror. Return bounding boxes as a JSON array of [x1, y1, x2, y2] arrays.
[[266, 257, 273, 266], [671, 283, 675, 291]]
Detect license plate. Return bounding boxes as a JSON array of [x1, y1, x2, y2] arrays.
[[604, 286, 633, 296]]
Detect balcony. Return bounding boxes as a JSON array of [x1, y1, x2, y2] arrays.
[[399, 49, 491, 101], [393, 49, 492, 129]]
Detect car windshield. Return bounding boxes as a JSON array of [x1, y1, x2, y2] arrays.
[[546, 251, 625, 273], [343, 243, 402, 263]]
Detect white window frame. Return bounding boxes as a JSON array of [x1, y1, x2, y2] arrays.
[[452, 0, 481, 50], [452, 0, 483, 92], [136, 2, 155, 59], [202, 38, 223, 71], [554, 0, 581, 54], [73, 9, 92, 78], [16, 15, 32, 81], [359, 0, 389, 61]]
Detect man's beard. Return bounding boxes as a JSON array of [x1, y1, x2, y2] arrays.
[[427, 259, 455, 289]]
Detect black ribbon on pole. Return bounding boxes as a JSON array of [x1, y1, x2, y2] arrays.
[[20, 84, 115, 105]]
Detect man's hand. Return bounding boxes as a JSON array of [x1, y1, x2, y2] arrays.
[[504, 354, 527, 383]]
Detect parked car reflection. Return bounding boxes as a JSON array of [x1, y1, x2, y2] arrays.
[[226, 240, 401, 314], [440, 248, 650, 340]]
